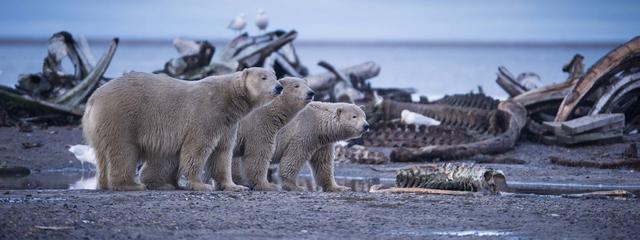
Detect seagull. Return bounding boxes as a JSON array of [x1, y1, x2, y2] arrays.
[[228, 13, 247, 34], [255, 9, 268, 31]]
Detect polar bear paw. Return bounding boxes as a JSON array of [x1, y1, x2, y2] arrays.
[[218, 183, 249, 192], [282, 183, 305, 192], [186, 181, 215, 191], [253, 182, 281, 191], [324, 185, 351, 192]]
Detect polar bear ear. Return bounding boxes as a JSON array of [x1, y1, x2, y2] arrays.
[[359, 105, 366, 110], [336, 107, 343, 117], [241, 68, 249, 80]]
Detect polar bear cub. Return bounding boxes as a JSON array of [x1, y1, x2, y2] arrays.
[[273, 102, 369, 192], [228, 77, 315, 191]]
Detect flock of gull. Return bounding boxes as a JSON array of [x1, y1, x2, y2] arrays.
[[228, 9, 269, 33]]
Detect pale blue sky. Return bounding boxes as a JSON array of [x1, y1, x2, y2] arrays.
[[0, 0, 638, 42]]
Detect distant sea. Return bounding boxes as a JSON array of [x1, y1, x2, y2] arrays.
[[0, 40, 614, 100]]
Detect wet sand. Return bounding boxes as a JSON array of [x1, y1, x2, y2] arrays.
[[1, 189, 639, 239], [1, 126, 640, 238]]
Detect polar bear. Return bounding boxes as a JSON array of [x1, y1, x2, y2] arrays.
[[82, 67, 281, 191], [273, 102, 369, 192], [228, 77, 315, 191]]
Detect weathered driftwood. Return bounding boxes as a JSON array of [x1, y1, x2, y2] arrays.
[[560, 113, 624, 135], [53, 38, 118, 107], [369, 185, 474, 196], [495, 66, 526, 97], [549, 156, 640, 170], [159, 40, 215, 78], [588, 72, 640, 133], [556, 36, 640, 122], [316, 60, 364, 103], [388, 100, 527, 161], [468, 155, 527, 165], [0, 87, 84, 116], [225, 30, 308, 78], [44, 32, 93, 84], [562, 54, 585, 83], [363, 122, 480, 148], [334, 145, 387, 164], [162, 30, 303, 81], [0, 166, 31, 177], [378, 100, 499, 134], [624, 143, 638, 158], [562, 190, 635, 199], [542, 115, 624, 145], [305, 61, 381, 92], [0, 32, 118, 126], [16, 31, 103, 99], [233, 31, 298, 70], [496, 55, 585, 140], [359, 93, 528, 161], [431, 93, 499, 110], [394, 164, 507, 193]]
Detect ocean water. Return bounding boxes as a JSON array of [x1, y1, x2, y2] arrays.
[[0, 42, 612, 99]]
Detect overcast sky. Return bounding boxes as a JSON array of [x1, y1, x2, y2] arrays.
[[0, 0, 638, 42]]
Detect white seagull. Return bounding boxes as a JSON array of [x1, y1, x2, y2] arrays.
[[255, 9, 268, 31], [228, 13, 247, 33]]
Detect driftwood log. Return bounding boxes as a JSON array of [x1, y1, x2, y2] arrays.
[[549, 156, 640, 170], [394, 164, 507, 193], [0, 34, 118, 126], [369, 186, 474, 196], [334, 145, 387, 165], [305, 61, 381, 92], [506, 54, 585, 139], [556, 36, 640, 122], [376, 99, 526, 161]]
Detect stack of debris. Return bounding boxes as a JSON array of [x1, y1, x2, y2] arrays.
[[154, 30, 388, 104], [498, 36, 640, 144], [358, 93, 527, 162], [0, 30, 391, 128], [542, 114, 624, 145], [0, 31, 118, 127]]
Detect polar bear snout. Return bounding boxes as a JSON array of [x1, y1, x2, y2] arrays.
[[305, 91, 315, 101], [273, 84, 284, 96], [362, 123, 370, 133]]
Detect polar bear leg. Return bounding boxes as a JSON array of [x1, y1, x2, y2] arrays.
[[180, 135, 216, 191], [309, 145, 350, 192], [278, 150, 312, 191], [231, 156, 245, 186], [206, 125, 248, 192], [140, 159, 179, 190], [106, 143, 146, 191], [243, 146, 280, 191]]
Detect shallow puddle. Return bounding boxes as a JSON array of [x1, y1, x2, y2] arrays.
[[1, 170, 639, 197], [431, 230, 513, 237], [0, 171, 388, 192]]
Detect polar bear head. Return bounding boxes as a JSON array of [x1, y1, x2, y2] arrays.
[[335, 103, 369, 140], [307, 102, 369, 141], [277, 77, 315, 110], [242, 67, 281, 107]]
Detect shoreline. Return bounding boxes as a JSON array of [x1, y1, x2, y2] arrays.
[[1, 126, 639, 238]]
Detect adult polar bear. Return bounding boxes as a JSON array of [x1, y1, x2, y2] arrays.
[[83, 67, 281, 191], [274, 102, 369, 192]]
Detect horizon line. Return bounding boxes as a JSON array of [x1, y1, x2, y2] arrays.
[[0, 37, 622, 48]]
